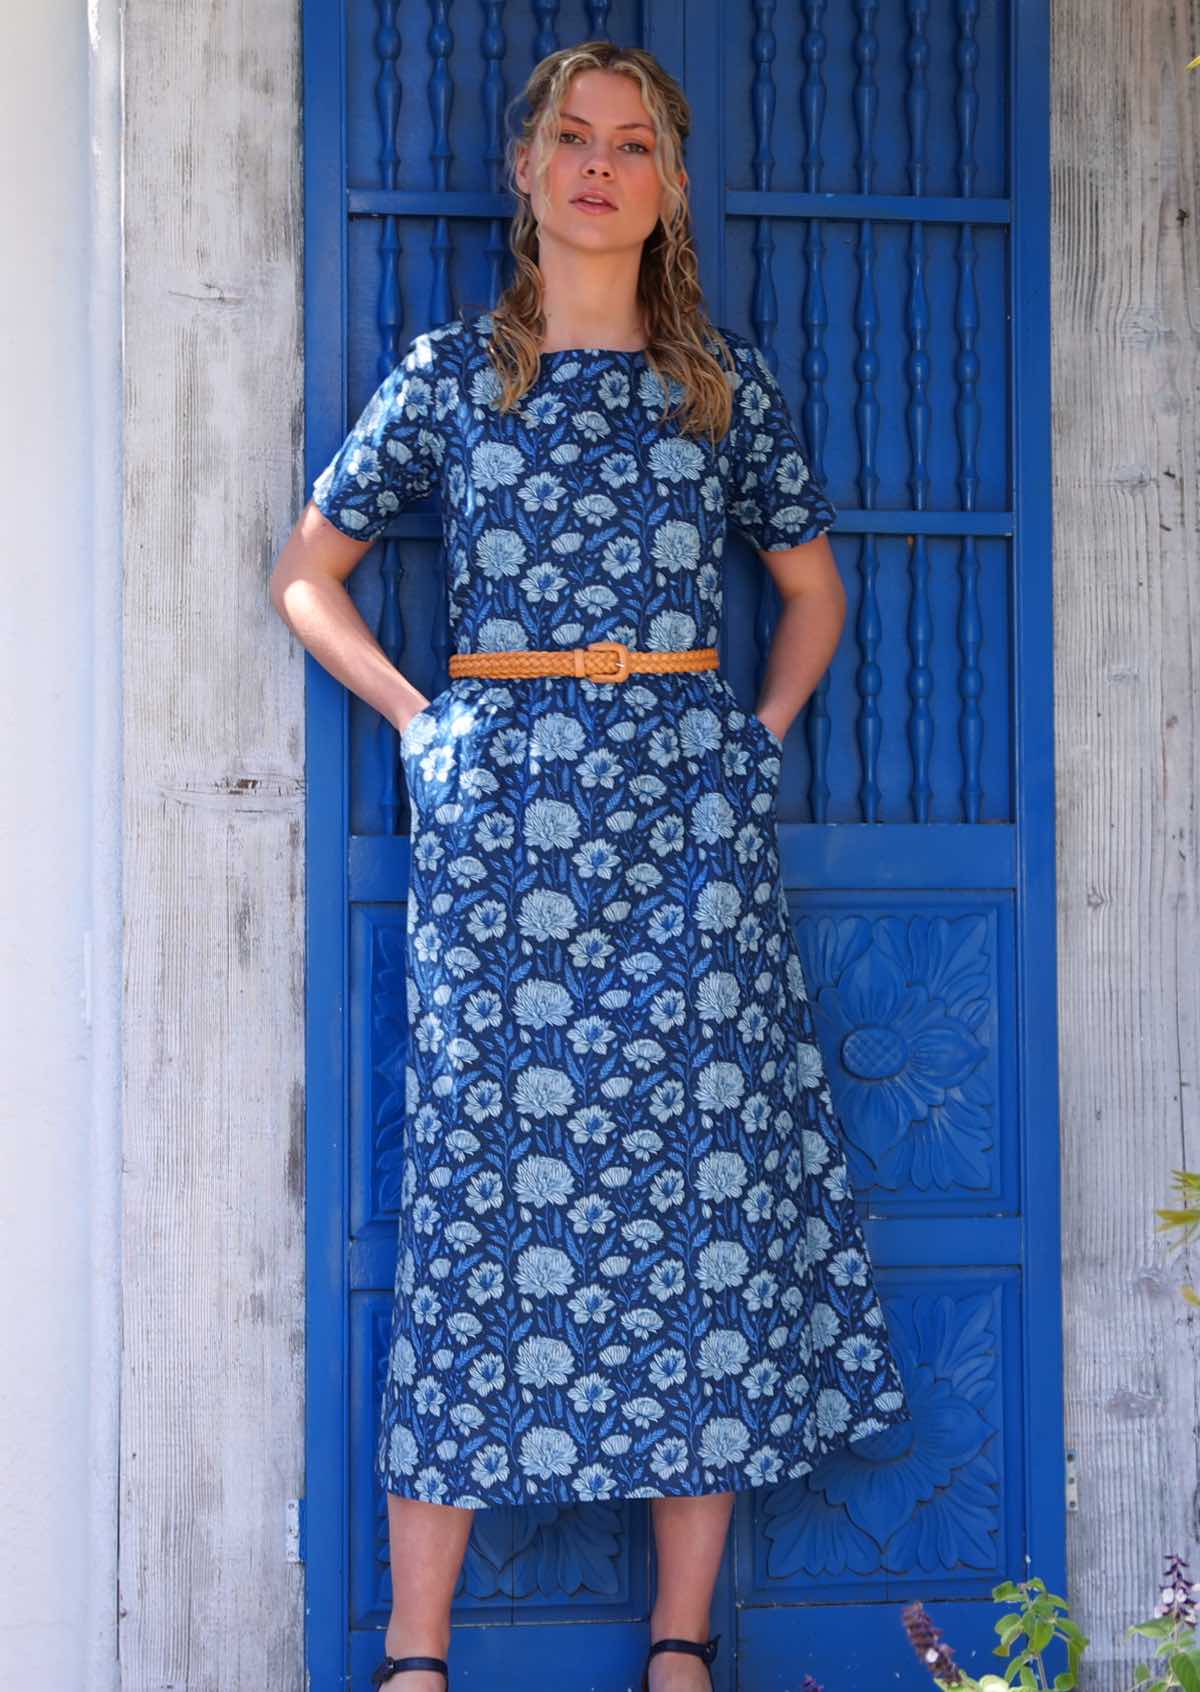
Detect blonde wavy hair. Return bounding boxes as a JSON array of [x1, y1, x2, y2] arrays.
[[482, 40, 737, 441]]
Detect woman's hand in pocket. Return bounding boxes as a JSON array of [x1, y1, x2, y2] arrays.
[[402, 700, 432, 736], [392, 690, 432, 737], [755, 712, 787, 752]]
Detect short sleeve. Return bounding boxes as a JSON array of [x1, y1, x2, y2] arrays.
[[723, 332, 837, 551], [311, 324, 459, 540]]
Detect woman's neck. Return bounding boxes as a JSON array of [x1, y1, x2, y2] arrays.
[[538, 312, 648, 354]]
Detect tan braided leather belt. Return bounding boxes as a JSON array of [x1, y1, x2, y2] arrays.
[[447, 640, 718, 684]]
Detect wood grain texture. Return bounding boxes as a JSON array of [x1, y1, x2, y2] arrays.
[[1053, 0, 1200, 1682], [120, 3, 306, 1686]]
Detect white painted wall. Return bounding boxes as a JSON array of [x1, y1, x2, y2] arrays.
[[0, 2, 122, 1689]]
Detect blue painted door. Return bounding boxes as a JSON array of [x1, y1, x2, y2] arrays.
[[302, 4, 1063, 1688]]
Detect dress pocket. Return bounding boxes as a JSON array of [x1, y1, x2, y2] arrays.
[[711, 674, 783, 770], [399, 682, 456, 760], [746, 709, 784, 758]]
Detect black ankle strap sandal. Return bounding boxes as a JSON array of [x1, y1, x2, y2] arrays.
[[369, 1653, 449, 1687], [641, 1632, 721, 1691]]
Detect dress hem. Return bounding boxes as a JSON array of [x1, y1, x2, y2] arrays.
[[375, 1403, 914, 1513]]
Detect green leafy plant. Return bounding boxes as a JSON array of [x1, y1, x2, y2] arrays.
[[1155, 1170, 1200, 1305], [902, 1577, 1087, 1689], [1124, 1553, 1200, 1691]]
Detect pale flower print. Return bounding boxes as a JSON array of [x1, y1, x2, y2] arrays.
[[311, 312, 911, 1508]]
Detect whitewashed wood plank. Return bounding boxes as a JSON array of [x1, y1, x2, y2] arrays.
[[120, 1, 307, 1686], [1053, 0, 1200, 1684]]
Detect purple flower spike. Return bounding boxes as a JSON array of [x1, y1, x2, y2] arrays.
[[1154, 1552, 1199, 1628], [901, 1600, 965, 1686]]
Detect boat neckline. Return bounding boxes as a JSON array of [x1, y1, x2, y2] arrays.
[[537, 344, 650, 359]]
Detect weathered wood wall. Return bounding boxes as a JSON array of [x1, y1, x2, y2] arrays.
[[1053, 0, 1200, 1685], [119, 3, 306, 1687]]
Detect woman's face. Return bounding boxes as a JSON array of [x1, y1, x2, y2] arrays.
[[516, 68, 682, 252]]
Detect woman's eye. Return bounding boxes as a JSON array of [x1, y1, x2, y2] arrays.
[[559, 132, 649, 154]]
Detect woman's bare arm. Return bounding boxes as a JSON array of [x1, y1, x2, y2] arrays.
[[268, 501, 430, 734], [752, 531, 846, 745]]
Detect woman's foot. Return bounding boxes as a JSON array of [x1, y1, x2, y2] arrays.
[[645, 1646, 715, 1691], [373, 1624, 449, 1691]]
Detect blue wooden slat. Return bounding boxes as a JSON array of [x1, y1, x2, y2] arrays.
[[348, 821, 1019, 903], [427, 0, 455, 322], [374, 4, 404, 371], [838, 509, 1010, 531], [1009, 0, 1065, 1601], [479, 5, 509, 306], [353, 1217, 1027, 1291], [958, 0, 982, 197], [531, 0, 559, 66], [372, 6, 409, 838], [748, 3, 781, 708], [730, 188, 1011, 222], [799, 3, 835, 824], [301, 0, 350, 1683], [852, 4, 883, 824], [905, 2, 933, 822], [425, 8, 454, 694]]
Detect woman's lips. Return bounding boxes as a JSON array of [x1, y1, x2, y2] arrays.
[[571, 195, 617, 213]]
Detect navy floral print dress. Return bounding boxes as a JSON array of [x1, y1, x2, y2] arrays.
[[312, 310, 912, 1509]]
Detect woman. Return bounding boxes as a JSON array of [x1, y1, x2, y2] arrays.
[[271, 38, 911, 1692]]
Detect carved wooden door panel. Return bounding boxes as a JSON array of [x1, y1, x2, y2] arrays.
[[302, 4, 1064, 1688]]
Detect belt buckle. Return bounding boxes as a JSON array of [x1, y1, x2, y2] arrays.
[[584, 639, 631, 682]]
